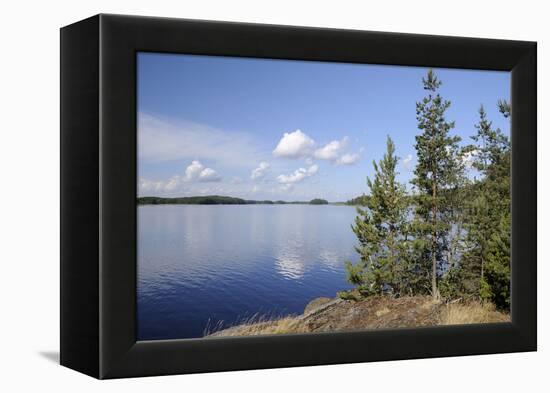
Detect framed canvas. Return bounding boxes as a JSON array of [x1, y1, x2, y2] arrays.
[[60, 14, 536, 379]]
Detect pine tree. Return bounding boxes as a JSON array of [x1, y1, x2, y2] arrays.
[[482, 102, 511, 308], [463, 106, 495, 294], [484, 211, 510, 308], [459, 183, 490, 296], [497, 99, 511, 118], [411, 69, 463, 299], [462, 104, 511, 308], [344, 136, 410, 296]]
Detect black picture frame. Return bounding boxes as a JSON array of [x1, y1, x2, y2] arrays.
[[60, 14, 536, 379]]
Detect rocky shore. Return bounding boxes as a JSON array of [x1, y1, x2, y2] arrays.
[[207, 295, 509, 337]]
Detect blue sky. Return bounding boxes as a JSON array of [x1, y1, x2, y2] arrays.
[[137, 52, 510, 202]]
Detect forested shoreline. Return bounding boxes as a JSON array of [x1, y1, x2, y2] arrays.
[[341, 70, 511, 310], [137, 195, 330, 205]]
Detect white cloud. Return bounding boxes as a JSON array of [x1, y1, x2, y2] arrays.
[[277, 164, 319, 184], [184, 160, 221, 182], [138, 113, 263, 167], [198, 167, 221, 182], [251, 161, 270, 180], [139, 178, 163, 193], [402, 154, 413, 170], [272, 130, 361, 166], [139, 176, 182, 194], [336, 153, 360, 165], [462, 149, 480, 169], [314, 137, 348, 161], [138, 160, 221, 196], [273, 129, 315, 158], [184, 160, 204, 181], [164, 175, 181, 191]]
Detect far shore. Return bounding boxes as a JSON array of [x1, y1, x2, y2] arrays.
[[137, 195, 353, 206]]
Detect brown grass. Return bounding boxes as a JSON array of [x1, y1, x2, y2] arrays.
[[439, 301, 509, 325], [206, 297, 510, 337], [375, 307, 391, 317], [209, 316, 308, 337]]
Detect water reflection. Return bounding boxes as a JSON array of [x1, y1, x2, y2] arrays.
[[319, 249, 344, 270], [138, 204, 358, 340], [275, 251, 308, 280]]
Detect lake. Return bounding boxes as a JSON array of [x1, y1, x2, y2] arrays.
[[137, 204, 359, 340]]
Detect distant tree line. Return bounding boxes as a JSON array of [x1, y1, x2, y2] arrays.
[[346, 195, 371, 206], [138, 195, 250, 205], [138, 195, 331, 206], [343, 70, 511, 310]]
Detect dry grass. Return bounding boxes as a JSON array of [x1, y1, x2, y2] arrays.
[[206, 297, 510, 337], [209, 316, 307, 337], [375, 307, 391, 317], [420, 298, 441, 310], [439, 301, 509, 325]]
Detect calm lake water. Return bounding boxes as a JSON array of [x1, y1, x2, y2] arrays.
[[137, 204, 358, 340]]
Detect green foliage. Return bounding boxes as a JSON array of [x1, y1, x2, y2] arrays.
[[337, 290, 362, 301], [345, 136, 410, 297], [460, 104, 511, 309], [345, 195, 371, 206], [484, 214, 511, 308], [439, 266, 463, 299], [410, 69, 464, 299], [309, 198, 329, 205], [498, 99, 511, 118], [344, 72, 510, 310]]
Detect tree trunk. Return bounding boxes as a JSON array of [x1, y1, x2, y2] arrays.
[[481, 254, 485, 281], [432, 235, 438, 298], [432, 170, 439, 299]]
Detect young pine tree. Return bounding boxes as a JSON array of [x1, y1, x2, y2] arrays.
[[458, 104, 510, 308], [344, 136, 410, 297], [497, 99, 511, 119], [467, 103, 511, 308], [411, 69, 463, 299], [457, 106, 496, 297], [484, 212, 511, 309]]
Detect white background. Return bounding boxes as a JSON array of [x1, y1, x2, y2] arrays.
[[0, 0, 546, 391]]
